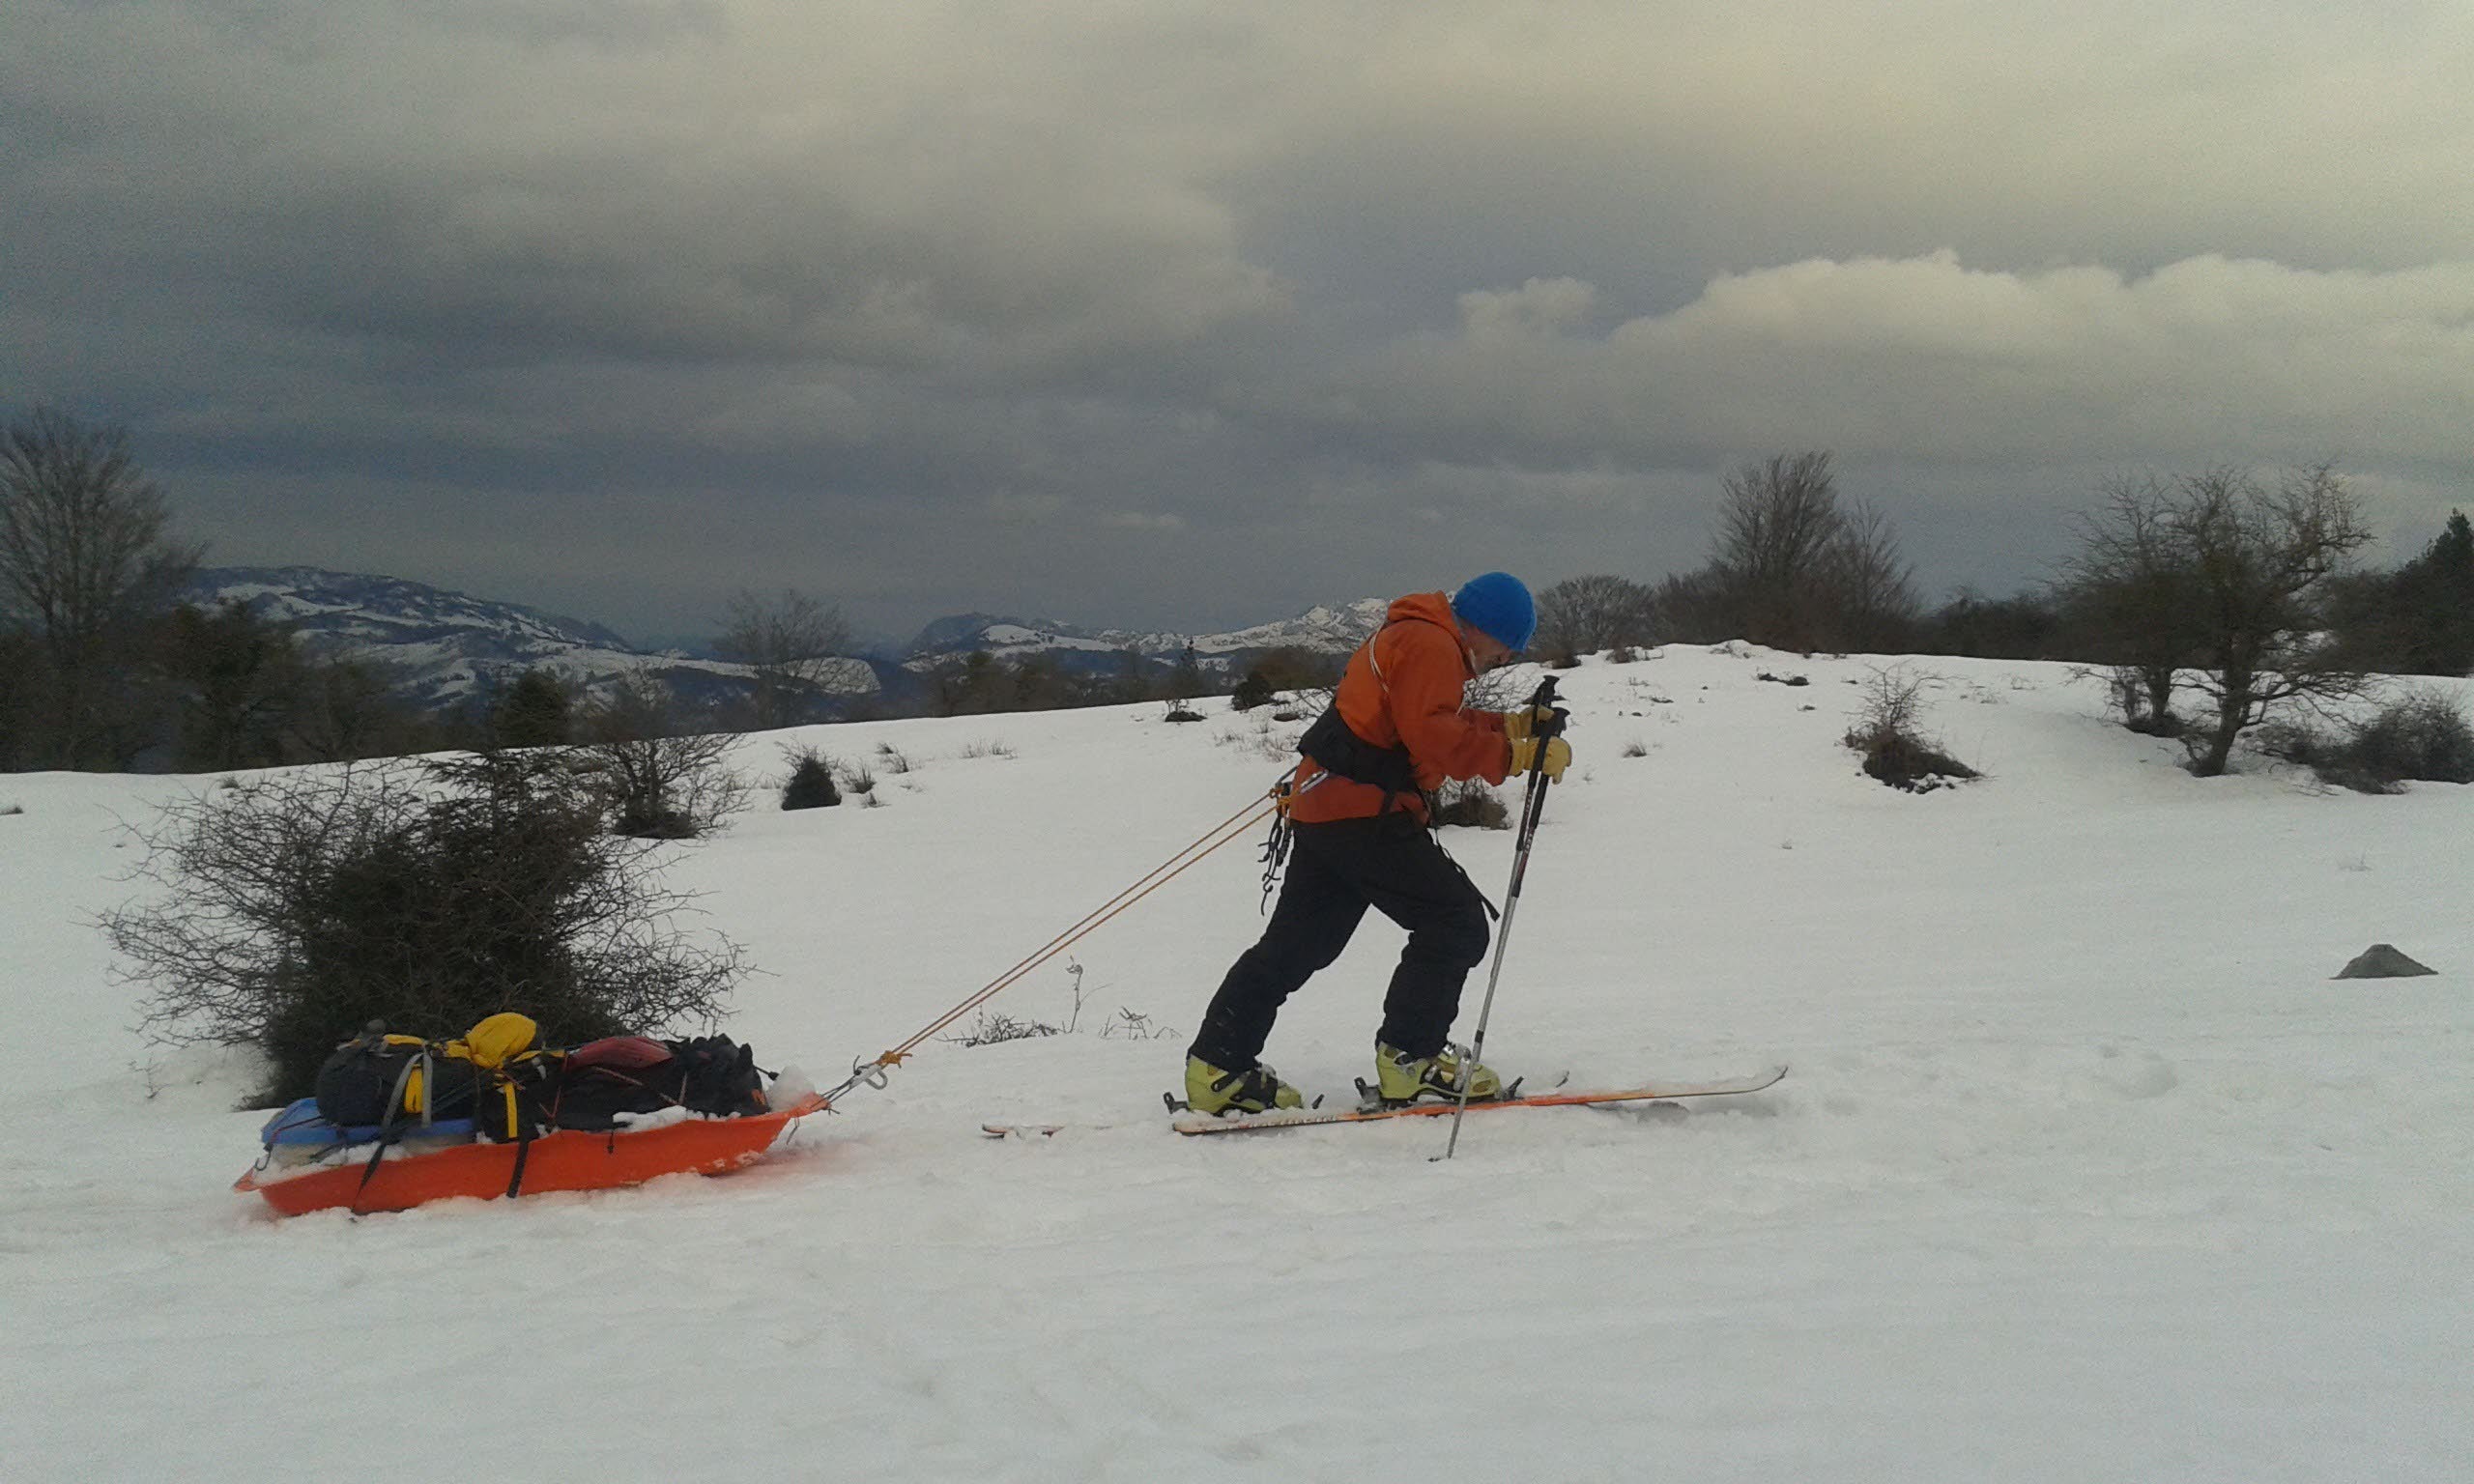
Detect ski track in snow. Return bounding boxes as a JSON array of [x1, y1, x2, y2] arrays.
[[2, 649, 2469, 1482]]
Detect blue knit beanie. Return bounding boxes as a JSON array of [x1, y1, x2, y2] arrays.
[[1451, 572, 1535, 651]]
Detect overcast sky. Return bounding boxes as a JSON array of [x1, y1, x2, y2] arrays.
[[6, 1, 2470, 644]]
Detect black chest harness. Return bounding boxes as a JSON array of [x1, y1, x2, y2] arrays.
[[1297, 703, 1419, 807], [1253, 621, 1499, 921]]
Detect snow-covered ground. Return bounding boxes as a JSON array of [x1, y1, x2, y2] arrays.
[[2, 647, 2468, 1482]]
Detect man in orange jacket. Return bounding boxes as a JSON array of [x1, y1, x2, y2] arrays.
[[1184, 572, 1573, 1114]]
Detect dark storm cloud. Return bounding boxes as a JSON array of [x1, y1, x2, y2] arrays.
[[5, 1, 2470, 639]]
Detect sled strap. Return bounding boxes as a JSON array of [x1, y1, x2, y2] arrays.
[[349, 1053, 427, 1214], [504, 1123, 534, 1200]]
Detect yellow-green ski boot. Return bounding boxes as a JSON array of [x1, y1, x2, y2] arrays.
[[1374, 1042, 1503, 1103], [1184, 1056, 1304, 1115]]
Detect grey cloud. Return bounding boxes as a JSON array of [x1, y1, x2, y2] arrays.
[[5, 2, 2471, 638], [1313, 254, 2474, 468]]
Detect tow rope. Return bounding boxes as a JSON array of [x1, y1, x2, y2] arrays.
[[820, 788, 1280, 1107]]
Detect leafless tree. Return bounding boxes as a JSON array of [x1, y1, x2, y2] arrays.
[[1533, 575, 1658, 658], [1816, 500, 1921, 652], [2172, 464, 2376, 775], [1713, 452, 1845, 648], [1649, 565, 1737, 644], [1680, 452, 1922, 651], [573, 668, 748, 838], [713, 587, 851, 730], [2063, 464, 2375, 776], [0, 408, 201, 766], [2057, 477, 2203, 730]]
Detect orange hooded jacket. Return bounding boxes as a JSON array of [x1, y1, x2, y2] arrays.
[[1284, 591, 1514, 825]]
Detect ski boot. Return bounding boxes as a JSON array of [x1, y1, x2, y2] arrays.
[[1183, 1056, 1305, 1115], [1373, 1042, 1503, 1104]]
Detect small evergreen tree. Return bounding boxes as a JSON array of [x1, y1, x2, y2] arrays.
[[780, 747, 841, 809], [2397, 511, 2474, 675], [161, 599, 300, 771], [492, 668, 573, 749]]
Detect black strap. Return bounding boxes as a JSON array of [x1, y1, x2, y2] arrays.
[[1297, 704, 1419, 814], [1428, 827, 1502, 922], [504, 1123, 533, 1199], [348, 1052, 425, 1214]]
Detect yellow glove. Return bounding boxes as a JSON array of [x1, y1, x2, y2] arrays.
[[1502, 703, 1568, 742], [1509, 735, 1572, 782]]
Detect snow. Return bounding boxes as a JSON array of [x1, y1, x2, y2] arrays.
[[3, 647, 2470, 1481]]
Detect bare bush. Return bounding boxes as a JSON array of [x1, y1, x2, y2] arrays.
[[1534, 575, 1658, 659], [1431, 780, 1511, 829], [1462, 663, 1537, 712], [1100, 1008, 1176, 1041], [574, 670, 747, 839], [2258, 691, 2474, 793], [103, 752, 747, 1104], [1843, 667, 1978, 792], [943, 1010, 1062, 1046]]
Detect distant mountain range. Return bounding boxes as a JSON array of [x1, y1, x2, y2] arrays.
[[184, 567, 1385, 719], [900, 600, 1390, 666]]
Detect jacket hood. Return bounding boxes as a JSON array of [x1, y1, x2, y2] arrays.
[[1385, 590, 1461, 634]]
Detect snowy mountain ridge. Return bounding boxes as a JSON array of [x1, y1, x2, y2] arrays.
[[904, 598, 1391, 662], [189, 566, 872, 713], [186, 567, 1388, 711]]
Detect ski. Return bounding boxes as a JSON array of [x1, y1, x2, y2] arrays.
[[981, 1122, 1070, 1139], [1168, 1065, 1788, 1135]]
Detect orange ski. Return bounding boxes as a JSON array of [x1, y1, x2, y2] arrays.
[[1169, 1067, 1786, 1135]]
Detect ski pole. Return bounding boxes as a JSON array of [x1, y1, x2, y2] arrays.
[[1439, 675, 1562, 1161]]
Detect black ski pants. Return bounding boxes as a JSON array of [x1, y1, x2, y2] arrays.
[[1191, 811, 1491, 1070]]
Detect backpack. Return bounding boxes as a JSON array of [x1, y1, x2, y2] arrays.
[[448, 1013, 559, 1143], [546, 1036, 681, 1131], [546, 1034, 768, 1127], [312, 1014, 556, 1143], [313, 1031, 481, 1129], [663, 1035, 768, 1118]]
